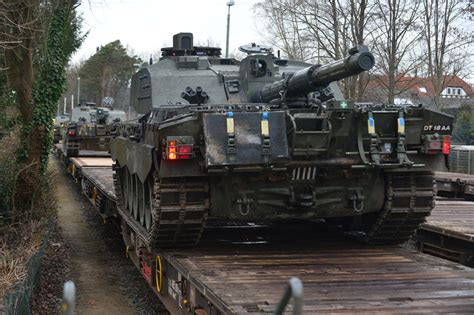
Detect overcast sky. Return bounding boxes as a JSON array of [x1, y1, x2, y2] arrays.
[[73, 0, 263, 63]]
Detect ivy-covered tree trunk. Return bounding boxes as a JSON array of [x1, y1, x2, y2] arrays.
[[30, 4, 70, 174], [10, 1, 82, 217]]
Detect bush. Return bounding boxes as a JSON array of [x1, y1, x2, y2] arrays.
[[0, 127, 56, 226], [0, 128, 20, 224]]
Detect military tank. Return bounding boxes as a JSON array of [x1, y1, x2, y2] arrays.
[[64, 101, 126, 157], [110, 32, 453, 250]]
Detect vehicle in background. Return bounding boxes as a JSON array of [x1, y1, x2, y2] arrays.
[[64, 100, 126, 157]]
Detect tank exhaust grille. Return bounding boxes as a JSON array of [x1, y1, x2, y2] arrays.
[[291, 167, 317, 181]]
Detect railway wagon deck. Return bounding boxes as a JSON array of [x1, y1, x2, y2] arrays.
[[415, 199, 474, 267], [435, 171, 474, 200], [54, 142, 110, 160], [54, 153, 474, 313], [157, 234, 474, 314]]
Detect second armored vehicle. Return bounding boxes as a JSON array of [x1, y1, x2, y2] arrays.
[[111, 33, 453, 250], [64, 102, 126, 157]]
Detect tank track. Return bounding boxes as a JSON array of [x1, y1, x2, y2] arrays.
[[113, 163, 209, 248], [364, 171, 435, 244]]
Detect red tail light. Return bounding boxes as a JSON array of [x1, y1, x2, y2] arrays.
[[442, 135, 451, 155], [178, 145, 192, 159], [68, 130, 76, 137], [164, 138, 193, 160]]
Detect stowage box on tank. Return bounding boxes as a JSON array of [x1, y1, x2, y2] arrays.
[[110, 32, 453, 249]]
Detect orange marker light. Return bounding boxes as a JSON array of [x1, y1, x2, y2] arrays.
[[168, 152, 177, 160], [168, 140, 177, 147]]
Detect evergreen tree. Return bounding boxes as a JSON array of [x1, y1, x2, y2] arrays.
[[78, 40, 141, 105]]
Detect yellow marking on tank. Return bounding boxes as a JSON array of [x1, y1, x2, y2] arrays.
[[368, 114, 376, 135], [397, 117, 405, 134], [261, 120, 269, 137], [226, 117, 234, 134]]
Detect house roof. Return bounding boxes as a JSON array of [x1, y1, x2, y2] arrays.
[[366, 75, 474, 98]]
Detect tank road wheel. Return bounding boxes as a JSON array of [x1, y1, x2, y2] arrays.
[[143, 177, 153, 231], [137, 176, 145, 226], [113, 165, 134, 252], [127, 168, 133, 215], [132, 174, 139, 220], [113, 162, 209, 248], [121, 167, 129, 214]]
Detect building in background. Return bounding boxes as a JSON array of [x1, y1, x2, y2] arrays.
[[364, 75, 474, 109]]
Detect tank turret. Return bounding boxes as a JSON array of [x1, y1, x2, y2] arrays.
[[254, 45, 375, 103]]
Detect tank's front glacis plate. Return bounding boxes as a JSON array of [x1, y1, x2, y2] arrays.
[[203, 111, 289, 167]]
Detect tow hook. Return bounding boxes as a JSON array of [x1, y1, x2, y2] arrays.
[[349, 189, 365, 213], [237, 194, 253, 216]]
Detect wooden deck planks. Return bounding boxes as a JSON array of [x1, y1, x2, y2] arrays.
[[422, 200, 474, 241], [82, 167, 116, 200], [169, 238, 474, 314], [435, 171, 474, 183], [70, 157, 114, 168]]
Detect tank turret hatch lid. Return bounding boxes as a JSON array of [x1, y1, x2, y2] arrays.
[[239, 43, 273, 55], [102, 96, 114, 108]]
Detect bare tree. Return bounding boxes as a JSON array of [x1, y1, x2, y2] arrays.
[[420, 0, 474, 109], [0, 1, 41, 125], [371, 0, 422, 104], [253, 0, 310, 61]]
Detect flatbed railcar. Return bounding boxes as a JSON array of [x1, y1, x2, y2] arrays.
[[435, 171, 474, 200], [52, 146, 474, 314], [414, 199, 474, 267]]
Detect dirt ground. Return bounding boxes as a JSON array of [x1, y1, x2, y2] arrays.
[[54, 160, 134, 315], [31, 157, 167, 314]]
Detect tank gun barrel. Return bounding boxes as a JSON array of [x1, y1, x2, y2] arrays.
[[257, 45, 375, 103]]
